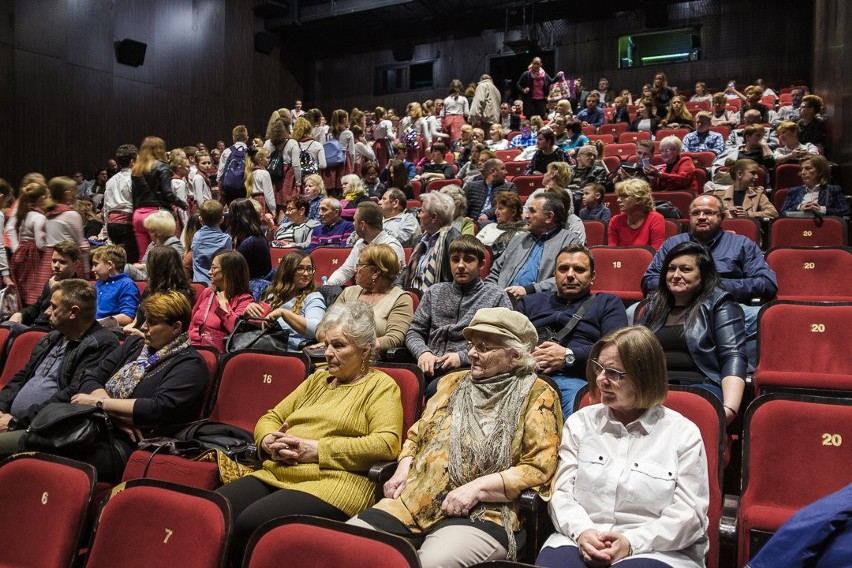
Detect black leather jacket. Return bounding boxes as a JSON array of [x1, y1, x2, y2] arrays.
[[641, 287, 748, 386], [131, 160, 186, 210]]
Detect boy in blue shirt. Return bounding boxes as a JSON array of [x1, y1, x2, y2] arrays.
[[192, 200, 233, 284], [578, 182, 611, 225], [92, 244, 139, 327]]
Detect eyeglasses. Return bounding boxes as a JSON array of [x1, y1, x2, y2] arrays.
[[591, 359, 628, 383], [209, 265, 221, 274], [466, 341, 504, 354], [355, 262, 373, 270], [660, 148, 677, 154], [295, 266, 316, 274]]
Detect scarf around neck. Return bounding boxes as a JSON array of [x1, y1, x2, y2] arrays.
[[105, 333, 190, 399]]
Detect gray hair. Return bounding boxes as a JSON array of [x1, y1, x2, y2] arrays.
[[439, 185, 467, 216], [420, 191, 455, 226], [659, 135, 682, 152], [578, 144, 598, 158], [317, 300, 377, 353], [502, 336, 537, 375], [323, 197, 342, 212]]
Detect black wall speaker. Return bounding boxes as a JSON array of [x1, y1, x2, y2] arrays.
[[255, 32, 277, 55], [115, 39, 147, 67], [392, 41, 414, 62]]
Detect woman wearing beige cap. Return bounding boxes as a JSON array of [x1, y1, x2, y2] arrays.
[[349, 307, 562, 567]]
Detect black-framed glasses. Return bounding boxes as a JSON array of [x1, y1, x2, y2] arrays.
[[591, 359, 628, 383], [295, 266, 316, 274]]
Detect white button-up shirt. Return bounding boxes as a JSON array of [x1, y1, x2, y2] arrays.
[[543, 404, 709, 568]]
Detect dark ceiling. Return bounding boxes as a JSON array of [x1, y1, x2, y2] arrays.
[[253, 0, 679, 60]]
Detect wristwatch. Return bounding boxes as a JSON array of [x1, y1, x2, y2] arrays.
[[96, 398, 105, 409], [563, 347, 575, 367]]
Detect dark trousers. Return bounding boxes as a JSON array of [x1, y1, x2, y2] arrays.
[[537, 545, 672, 567], [107, 222, 140, 264], [217, 476, 348, 566]]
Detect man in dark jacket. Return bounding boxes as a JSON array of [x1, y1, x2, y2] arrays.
[[463, 159, 517, 227], [0, 279, 119, 453], [515, 245, 628, 416], [7, 240, 81, 329]]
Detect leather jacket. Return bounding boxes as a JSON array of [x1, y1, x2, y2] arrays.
[[132, 160, 187, 210], [642, 287, 748, 385]]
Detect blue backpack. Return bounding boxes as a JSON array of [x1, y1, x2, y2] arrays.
[[221, 145, 247, 192], [323, 136, 346, 168]]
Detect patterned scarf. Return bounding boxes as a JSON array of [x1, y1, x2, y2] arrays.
[[446, 370, 538, 560], [105, 333, 190, 399]]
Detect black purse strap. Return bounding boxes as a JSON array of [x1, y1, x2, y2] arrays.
[[552, 294, 596, 343]]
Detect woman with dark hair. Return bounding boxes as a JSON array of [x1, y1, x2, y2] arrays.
[[182, 212, 201, 279], [321, 109, 355, 193], [124, 246, 195, 338], [517, 57, 553, 119], [228, 198, 272, 300], [244, 250, 326, 351], [265, 118, 300, 217], [131, 136, 187, 253], [538, 326, 709, 568], [628, 101, 661, 134], [387, 159, 414, 199], [442, 79, 470, 145], [652, 72, 676, 119], [563, 122, 590, 156], [475, 191, 526, 261], [637, 241, 747, 424], [72, 291, 209, 480], [189, 250, 254, 351]]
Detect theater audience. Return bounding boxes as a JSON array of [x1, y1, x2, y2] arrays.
[[781, 155, 849, 217]]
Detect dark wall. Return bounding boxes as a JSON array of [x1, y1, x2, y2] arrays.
[[812, 0, 851, 189], [308, 0, 813, 114], [0, 0, 301, 186]]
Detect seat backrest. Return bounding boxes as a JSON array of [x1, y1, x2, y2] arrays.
[[425, 178, 462, 193], [684, 151, 716, 169], [310, 246, 354, 285], [208, 350, 309, 431], [721, 217, 761, 245], [409, 180, 422, 199], [374, 363, 425, 433], [0, 453, 96, 568], [604, 143, 636, 158], [190, 282, 208, 307], [774, 163, 802, 191], [664, 219, 681, 238], [494, 149, 520, 162], [653, 191, 695, 219], [665, 128, 690, 140], [480, 247, 492, 279], [269, 246, 299, 267], [618, 131, 651, 143], [765, 246, 852, 301], [588, 246, 655, 301], [602, 155, 622, 174], [244, 515, 419, 568], [768, 217, 847, 248], [587, 134, 614, 144], [0, 327, 10, 374], [504, 161, 529, 178], [599, 123, 629, 137], [512, 175, 544, 198], [771, 187, 788, 213], [0, 328, 48, 389], [738, 394, 852, 565], [709, 125, 730, 140], [754, 301, 852, 393], [86, 479, 231, 568], [582, 220, 607, 247], [582, 125, 596, 136]]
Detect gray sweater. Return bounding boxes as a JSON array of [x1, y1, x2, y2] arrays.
[[405, 278, 511, 365]]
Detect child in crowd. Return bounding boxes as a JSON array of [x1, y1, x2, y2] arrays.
[[91, 244, 139, 327], [578, 182, 611, 224], [612, 96, 630, 124], [191, 200, 233, 285]]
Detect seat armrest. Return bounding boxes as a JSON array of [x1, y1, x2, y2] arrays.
[[383, 347, 416, 363], [720, 493, 740, 543], [369, 461, 397, 484], [520, 489, 542, 512]]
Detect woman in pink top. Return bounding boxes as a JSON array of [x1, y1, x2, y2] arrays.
[[608, 178, 666, 250], [189, 250, 254, 351]]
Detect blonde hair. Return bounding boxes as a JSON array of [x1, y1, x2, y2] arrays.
[[91, 244, 127, 272], [615, 178, 655, 212], [144, 210, 177, 240], [245, 147, 269, 198], [132, 136, 168, 176]]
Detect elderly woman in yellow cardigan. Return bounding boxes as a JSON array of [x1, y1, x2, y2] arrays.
[[217, 300, 403, 564]]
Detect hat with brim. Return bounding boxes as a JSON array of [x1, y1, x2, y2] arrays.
[[462, 307, 538, 351]]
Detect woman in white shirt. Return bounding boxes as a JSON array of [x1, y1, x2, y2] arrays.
[[538, 326, 709, 568], [442, 80, 469, 145]]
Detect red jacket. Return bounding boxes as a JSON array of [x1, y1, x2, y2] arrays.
[[652, 155, 698, 195]]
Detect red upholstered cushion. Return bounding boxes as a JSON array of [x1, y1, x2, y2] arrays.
[[87, 484, 228, 568], [740, 504, 799, 534], [0, 456, 93, 567], [247, 522, 414, 568]]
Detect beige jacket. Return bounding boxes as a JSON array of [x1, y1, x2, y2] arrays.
[[713, 185, 779, 219]]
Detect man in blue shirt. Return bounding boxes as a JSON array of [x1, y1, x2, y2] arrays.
[[682, 111, 726, 156], [509, 120, 538, 148], [576, 93, 605, 128]]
